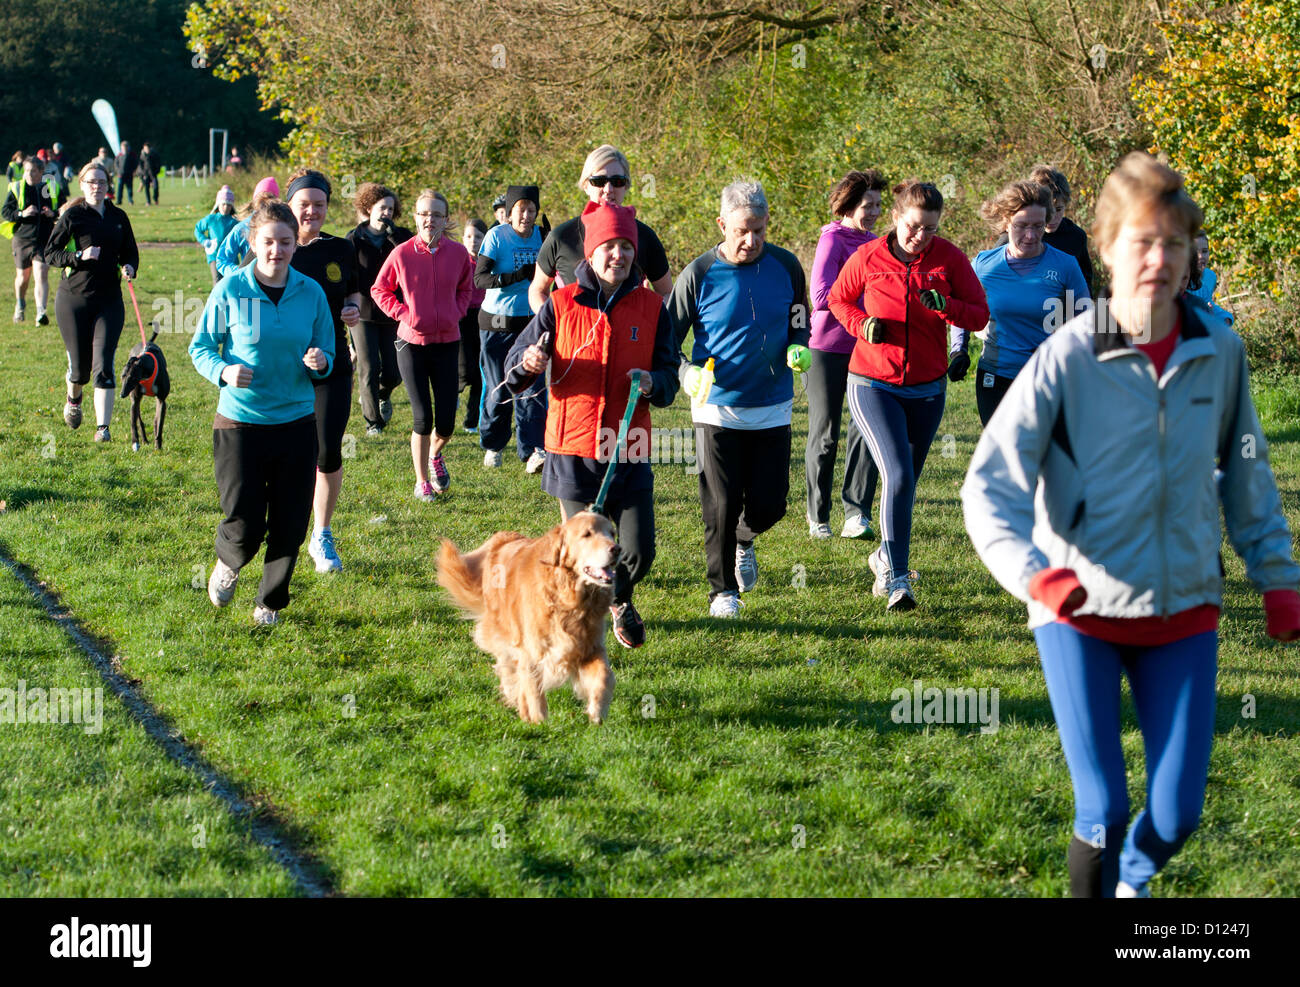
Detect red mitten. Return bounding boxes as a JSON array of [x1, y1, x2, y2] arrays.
[[1264, 589, 1300, 641], [1029, 567, 1088, 618]]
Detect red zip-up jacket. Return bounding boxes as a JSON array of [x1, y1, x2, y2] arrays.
[[370, 234, 474, 344], [829, 232, 988, 386]]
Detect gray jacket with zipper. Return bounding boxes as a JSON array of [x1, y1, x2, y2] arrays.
[[962, 296, 1298, 630]]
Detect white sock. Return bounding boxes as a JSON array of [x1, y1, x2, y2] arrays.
[[93, 387, 114, 428]]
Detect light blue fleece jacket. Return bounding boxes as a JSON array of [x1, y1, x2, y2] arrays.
[[189, 264, 335, 425]]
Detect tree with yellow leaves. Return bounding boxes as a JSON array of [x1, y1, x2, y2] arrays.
[[1134, 0, 1300, 291]]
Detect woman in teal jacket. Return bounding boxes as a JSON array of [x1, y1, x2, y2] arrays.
[[189, 200, 334, 627]]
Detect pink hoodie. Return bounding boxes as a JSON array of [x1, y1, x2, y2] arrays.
[[371, 235, 474, 344]]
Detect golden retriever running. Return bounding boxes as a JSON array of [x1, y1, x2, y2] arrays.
[[436, 511, 620, 724]]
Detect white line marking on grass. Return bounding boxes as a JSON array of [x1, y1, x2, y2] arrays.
[[0, 547, 335, 898]]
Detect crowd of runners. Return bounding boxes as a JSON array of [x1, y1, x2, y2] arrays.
[[5, 139, 1299, 899]]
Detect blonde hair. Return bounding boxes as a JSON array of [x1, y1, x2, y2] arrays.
[[578, 145, 631, 190], [414, 188, 448, 214], [980, 180, 1053, 234], [77, 160, 109, 183], [1092, 153, 1203, 255]]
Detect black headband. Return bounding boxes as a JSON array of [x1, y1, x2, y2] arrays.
[[286, 173, 331, 203]]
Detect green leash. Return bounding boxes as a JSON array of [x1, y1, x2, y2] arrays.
[[590, 371, 644, 517]]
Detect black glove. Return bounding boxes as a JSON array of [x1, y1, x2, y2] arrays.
[[501, 263, 535, 287], [947, 351, 970, 382], [919, 288, 947, 312], [863, 316, 885, 344]]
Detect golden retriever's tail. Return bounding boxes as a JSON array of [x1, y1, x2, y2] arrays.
[[436, 539, 485, 617]]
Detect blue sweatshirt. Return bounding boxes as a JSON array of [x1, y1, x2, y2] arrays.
[[189, 264, 335, 425], [669, 243, 809, 408], [194, 212, 240, 263], [957, 244, 1090, 379], [214, 217, 251, 277]]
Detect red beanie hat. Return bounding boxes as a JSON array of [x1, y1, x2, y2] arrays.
[[582, 201, 638, 259]]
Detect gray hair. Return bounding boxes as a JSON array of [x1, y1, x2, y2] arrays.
[[720, 180, 768, 218]]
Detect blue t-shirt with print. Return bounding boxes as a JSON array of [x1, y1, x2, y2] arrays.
[[480, 224, 543, 318]]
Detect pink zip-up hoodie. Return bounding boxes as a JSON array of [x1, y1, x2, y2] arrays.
[[371, 234, 474, 344]]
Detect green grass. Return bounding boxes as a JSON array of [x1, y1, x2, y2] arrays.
[[1, 180, 1297, 896]]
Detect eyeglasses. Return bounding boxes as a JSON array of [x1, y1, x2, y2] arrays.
[[82, 179, 108, 187], [416, 211, 447, 219], [587, 174, 629, 189], [902, 221, 938, 236], [1009, 222, 1046, 235]]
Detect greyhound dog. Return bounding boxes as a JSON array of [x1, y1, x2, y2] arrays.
[[119, 327, 170, 451]]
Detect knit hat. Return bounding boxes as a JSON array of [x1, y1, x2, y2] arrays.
[[491, 193, 507, 211], [254, 176, 280, 198], [581, 202, 638, 258], [215, 185, 236, 207], [503, 185, 539, 218]]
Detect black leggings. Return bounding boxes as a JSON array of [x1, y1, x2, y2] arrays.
[[56, 289, 124, 388], [561, 487, 655, 606], [313, 365, 353, 473], [975, 366, 1017, 427], [213, 417, 317, 611], [396, 338, 459, 437]]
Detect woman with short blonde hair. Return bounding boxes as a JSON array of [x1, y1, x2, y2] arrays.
[[529, 143, 672, 314], [964, 152, 1300, 897]]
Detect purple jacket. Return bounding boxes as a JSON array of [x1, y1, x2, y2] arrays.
[[810, 221, 877, 353]]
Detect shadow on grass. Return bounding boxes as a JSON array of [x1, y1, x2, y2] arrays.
[[0, 488, 83, 513]]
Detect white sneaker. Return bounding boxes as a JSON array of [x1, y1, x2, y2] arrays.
[[1115, 881, 1151, 898], [735, 543, 758, 592], [841, 514, 873, 540], [208, 559, 239, 607], [868, 547, 889, 598], [709, 592, 743, 618], [886, 574, 917, 612], [483, 449, 503, 468], [365, 424, 382, 438], [309, 528, 342, 573], [525, 449, 546, 474], [808, 517, 833, 539], [379, 398, 393, 424], [252, 604, 279, 626]]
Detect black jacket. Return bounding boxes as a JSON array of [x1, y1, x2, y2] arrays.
[[346, 221, 412, 325]]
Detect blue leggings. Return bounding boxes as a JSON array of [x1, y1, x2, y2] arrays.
[[1034, 623, 1218, 895], [846, 380, 945, 578]]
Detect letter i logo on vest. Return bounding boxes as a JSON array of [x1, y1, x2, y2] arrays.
[[629, 325, 640, 342]]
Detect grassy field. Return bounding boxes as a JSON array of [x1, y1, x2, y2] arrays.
[[1, 180, 1297, 896]]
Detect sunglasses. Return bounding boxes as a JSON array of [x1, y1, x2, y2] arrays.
[[587, 174, 629, 189]]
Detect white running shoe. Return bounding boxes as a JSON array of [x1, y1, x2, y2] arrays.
[[483, 449, 503, 468], [1115, 881, 1151, 898], [709, 592, 743, 618], [63, 399, 83, 430], [841, 514, 873, 540], [808, 517, 833, 539], [208, 559, 239, 607], [429, 453, 450, 493], [869, 547, 889, 598], [309, 528, 342, 573], [379, 398, 393, 424], [886, 574, 917, 612], [735, 543, 758, 593], [252, 604, 279, 627], [525, 449, 546, 474], [414, 480, 436, 502]]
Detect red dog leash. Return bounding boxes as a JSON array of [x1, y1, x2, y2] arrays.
[[123, 272, 160, 396]]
